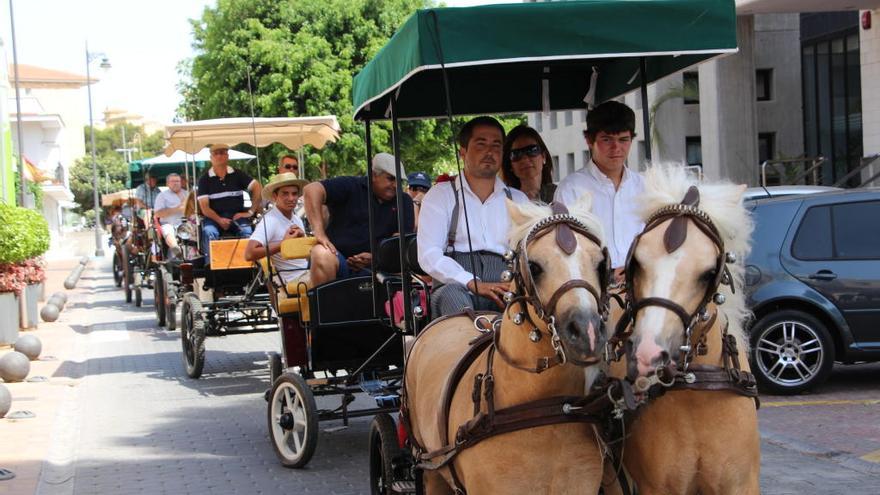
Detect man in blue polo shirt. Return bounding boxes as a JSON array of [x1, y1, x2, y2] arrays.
[[197, 144, 263, 255], [303, 153, 414, 286]]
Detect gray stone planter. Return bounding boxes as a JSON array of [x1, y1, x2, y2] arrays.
[[21, 284, 40, 329], [0, 292, 20, 345]]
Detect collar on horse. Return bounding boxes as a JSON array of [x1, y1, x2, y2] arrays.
[[606, 186, 758, 403]]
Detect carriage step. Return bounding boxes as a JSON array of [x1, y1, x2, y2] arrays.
[[323, 425, 348, 433], [391, 481, 416, 493]]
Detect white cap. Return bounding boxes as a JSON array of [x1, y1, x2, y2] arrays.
[[371, 152, 405, 179]]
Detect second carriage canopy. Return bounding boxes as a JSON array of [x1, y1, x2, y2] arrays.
[[352, 0, 737, 121], [163, 116, 341, 155]]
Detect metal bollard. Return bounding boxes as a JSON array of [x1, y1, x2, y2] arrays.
[[63, 264, 86, 289]]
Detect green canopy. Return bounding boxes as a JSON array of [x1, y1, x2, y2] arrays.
[[353, 0, 737, 121], [127, 159, 210, 188]]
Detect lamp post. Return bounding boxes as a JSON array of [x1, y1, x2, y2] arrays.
[[84, 42, 111, 256]]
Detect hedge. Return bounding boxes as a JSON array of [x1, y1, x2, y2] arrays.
[[0, 203, 50, 264]]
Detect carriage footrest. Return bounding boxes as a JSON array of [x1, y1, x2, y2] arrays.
[[391, 481, 416, 494], [374, 395, 400, 409]]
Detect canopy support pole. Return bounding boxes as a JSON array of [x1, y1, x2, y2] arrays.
[[365, 120, 379, 318], [390, 98, 414, 335], [639, 57, 652, 162]]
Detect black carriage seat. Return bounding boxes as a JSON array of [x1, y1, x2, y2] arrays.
[[375, 233, 426, 276]]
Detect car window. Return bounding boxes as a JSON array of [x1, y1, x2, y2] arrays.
[[832, 201, 880, 259], [792, 205, 832, 260]]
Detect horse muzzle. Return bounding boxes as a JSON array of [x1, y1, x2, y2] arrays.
[[556, 308, 605, 366]]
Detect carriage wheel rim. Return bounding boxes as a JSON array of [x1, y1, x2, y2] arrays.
[[182, 307, 194, 363], [755, 320, 824, 386], [271, 382, 308, 460]]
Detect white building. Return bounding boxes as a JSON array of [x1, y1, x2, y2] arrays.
[[8, 64, 94, 242], [528, 0, 880, 188]]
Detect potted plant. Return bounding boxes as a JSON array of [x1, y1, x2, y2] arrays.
[[0, 262, 25, 344], [0, 203, 50, 339]]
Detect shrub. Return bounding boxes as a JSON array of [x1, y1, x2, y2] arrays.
[[0, 203, 50, 264]]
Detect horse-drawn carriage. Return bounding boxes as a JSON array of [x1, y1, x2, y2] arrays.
[[346, 1, 762, 493], [155, 116, 341, 379]]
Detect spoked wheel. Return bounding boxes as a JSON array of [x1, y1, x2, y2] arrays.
[[268, 372, 318, 468], [370, 413, 406, 495], [153, 269, 166, 327], [122, 249, 133, 303], [112, 249, 123, 287], [180, 292, 206, 379]]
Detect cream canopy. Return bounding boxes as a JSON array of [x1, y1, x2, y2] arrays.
[[163, 116, 341, 155]]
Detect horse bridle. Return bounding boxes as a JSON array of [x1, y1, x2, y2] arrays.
[[496, 202, 611, 369], [613, 186, 736, 371]]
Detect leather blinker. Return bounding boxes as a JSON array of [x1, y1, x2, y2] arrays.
[[663, 185, 701, 253], [550, 201, 577, 255]]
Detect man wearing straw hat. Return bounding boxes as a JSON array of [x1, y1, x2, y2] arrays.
[[244, 173, 310, 285]]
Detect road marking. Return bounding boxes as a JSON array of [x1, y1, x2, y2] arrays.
[[861, 449, 880, 463], [762, 398, 880, 407]]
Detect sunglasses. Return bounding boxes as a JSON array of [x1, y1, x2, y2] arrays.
[[211, 149, 229, 156], [509, 144, 542, 161], [282, 163, 299, 171]]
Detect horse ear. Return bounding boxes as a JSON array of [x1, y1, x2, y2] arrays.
[[506, 198, 532, 229]]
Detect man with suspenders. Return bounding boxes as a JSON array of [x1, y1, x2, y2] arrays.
[[417, 117, 529, 317]]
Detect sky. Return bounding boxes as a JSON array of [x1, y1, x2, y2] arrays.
[[2, 0, 512, 126]]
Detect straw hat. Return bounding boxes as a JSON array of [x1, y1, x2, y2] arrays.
[[262, 172, 309, 201]]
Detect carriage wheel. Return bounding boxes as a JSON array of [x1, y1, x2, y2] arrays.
[[369, 413, 401, 495], [122, 249, 133, 303], [135, 286, 143, 307], [112, 250, 123, 287], [268, 372, 318, 468], [180, 293, 206, 379], [154, 270, 166, 327], [268, 351, 283, 385]]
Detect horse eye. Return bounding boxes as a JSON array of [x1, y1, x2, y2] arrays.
[[528, 261, 543, 279]]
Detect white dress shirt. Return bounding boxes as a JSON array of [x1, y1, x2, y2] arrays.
[[250, 207, 308, 284], [554, 161, 645, 268], [418, 175, 529, 286]]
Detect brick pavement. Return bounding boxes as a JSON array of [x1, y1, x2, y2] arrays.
[[3, 255, 880, 494]]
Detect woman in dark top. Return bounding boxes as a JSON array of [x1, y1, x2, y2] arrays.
[[501, 125, 557, 203]]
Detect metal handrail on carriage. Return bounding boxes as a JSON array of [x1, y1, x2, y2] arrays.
[[350, 0, 739, 492]]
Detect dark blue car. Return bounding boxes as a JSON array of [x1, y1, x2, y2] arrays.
[[745, 189, 880, 394]]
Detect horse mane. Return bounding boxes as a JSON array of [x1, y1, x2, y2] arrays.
[[638, 164, 754, 344], [507, 193, 606, 249]]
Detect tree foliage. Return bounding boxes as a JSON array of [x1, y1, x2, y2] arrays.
[[179, 0, 525, 181]]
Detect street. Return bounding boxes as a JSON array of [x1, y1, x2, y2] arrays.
[[4, 256, 880, 495]]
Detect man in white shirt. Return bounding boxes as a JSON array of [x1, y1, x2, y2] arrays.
[[245, 173, 310, 286], [418, 116, 529, 317], [554, 101, 645, 281], [153, 173, 188, 258]]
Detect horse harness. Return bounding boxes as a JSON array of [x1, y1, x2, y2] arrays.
[[401, 203, 635, 494], [607, 186, 758, 403]]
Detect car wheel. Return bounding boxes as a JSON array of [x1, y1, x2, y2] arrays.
[[750, 309, 834, 395]]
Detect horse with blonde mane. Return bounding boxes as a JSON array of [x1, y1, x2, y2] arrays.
[[404, 195, 617, 494], [605, 165, 761, 495]]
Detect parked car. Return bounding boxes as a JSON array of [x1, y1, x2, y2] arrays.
[[743, 185, 841, 202], [744, 188, 880, 394]]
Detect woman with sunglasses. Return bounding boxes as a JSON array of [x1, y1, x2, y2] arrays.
[[501, 125, 556, 203]]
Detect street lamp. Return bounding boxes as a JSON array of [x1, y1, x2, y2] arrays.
[[84, 42, 111, 256]]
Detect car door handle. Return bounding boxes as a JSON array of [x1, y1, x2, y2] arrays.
[[808, 270, 837, 281]]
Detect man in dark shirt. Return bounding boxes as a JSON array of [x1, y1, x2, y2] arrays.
[[197, 144, 263, 254], [303, 153, 414, 286]]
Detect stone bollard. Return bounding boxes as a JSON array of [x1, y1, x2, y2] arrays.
[[63, 264, 86, 290], [0, 383, 11, 418], [40, 303, 60, 323], [48, 291, 67, 309], [14, 335, 42, 361], [0, 352, 30, 382]]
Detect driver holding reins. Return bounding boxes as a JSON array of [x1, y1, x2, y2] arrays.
[[554, 101, 645, 283], [418, 117, 529, 317]]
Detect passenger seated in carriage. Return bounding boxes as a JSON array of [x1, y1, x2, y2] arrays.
[[243, 173, 310, 286], [153, 173, 188, 259], [302, 153, 414, 286], [417, 116, 529, 317], [554, 101, 645, 283], [196, 143, 263, 257]]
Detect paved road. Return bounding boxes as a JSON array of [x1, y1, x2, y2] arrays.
[[34, 258, 880, 494]]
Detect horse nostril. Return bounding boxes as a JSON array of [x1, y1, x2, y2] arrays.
[[651, 350, 670, 368]]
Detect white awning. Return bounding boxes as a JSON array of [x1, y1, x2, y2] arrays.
[[163, 116, 341, 155]]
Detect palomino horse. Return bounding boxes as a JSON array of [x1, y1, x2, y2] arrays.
[[404, 196, 615, 495], [607, 165, 760, 495]]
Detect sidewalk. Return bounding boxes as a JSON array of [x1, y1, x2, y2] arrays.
[[0, 256, 95, 494]]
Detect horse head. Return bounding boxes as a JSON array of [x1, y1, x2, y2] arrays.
[[504, 194, 610, 368], [625, 165, 752, 379]]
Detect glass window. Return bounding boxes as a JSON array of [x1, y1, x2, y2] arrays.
[[792, 206, 832, 260], [566, 153, 575, 175], [564, 111, 573, 127], [686, 136, 702, 167], [802, 45, 818, 158], [549, 112, 558, 130], [832, 201, 880, 259], [683, 72, 699, 104], [552, 156, 560, 181], [756, 69, 772, 101], [758, 133, 775, 164]]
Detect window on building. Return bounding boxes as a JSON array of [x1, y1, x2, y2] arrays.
[[549, 112, 558, 130], [552, 155, 560, 181], [685, 137, 702, 167], [758, 133, 775, 163], [683, 72, 699, 104], [756, 69, 773, 101], [566, 153, 575, 175], [564, 111, 573, 127]]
